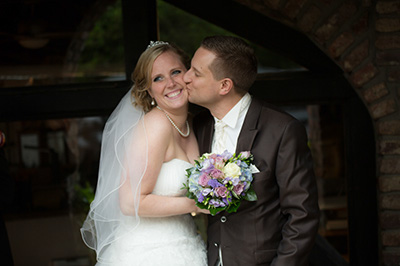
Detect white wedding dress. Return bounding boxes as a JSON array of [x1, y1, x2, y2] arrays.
[[98, 159, 207, 266]]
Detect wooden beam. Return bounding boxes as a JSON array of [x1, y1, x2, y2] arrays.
[[0, 71, 354, 122], [0, 81, 131, 122], [163, 0, 342, 74]]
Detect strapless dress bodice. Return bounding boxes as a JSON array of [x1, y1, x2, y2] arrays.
[[97, 158, 206, 266], [152, 159, 192, 197]]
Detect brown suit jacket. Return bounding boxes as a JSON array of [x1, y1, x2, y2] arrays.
[[193, 97, 319, 266]]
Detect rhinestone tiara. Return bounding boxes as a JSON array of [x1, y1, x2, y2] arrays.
[[147, 40, 169, 50]]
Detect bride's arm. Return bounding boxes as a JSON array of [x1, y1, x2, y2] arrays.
[[119, 110, 200, 217]]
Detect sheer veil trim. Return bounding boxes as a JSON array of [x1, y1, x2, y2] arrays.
[[80, 87, 148, 263]]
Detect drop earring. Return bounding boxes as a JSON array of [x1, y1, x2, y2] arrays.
[[151, 98, 155, 106]]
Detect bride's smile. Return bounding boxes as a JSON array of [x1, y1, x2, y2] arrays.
[[166, 88, 183, 99]]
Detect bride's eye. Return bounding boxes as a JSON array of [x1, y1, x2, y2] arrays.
[[171, 69, 182, 76], [153, 76, 163, 82]]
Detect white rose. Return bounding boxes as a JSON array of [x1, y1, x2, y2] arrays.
[[223, 162, 241, 178], [202, 153, 212, 159]]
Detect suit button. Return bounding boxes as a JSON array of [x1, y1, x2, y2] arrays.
[[220, 216, 227, 223]]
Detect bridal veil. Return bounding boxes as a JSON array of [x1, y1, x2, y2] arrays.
[[80, 88, 148, 263]]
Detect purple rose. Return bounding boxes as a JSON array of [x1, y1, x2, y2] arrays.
[[233, 183, 245, 195], [198, 173, 210, 186], [215, 186, 228, 198], [210, 169, 224, 180]]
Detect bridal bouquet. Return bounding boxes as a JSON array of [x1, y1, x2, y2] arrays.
[[183, 150, 258, 216]]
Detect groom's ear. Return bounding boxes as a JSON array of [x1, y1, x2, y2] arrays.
[[219, 78, 234, 96]]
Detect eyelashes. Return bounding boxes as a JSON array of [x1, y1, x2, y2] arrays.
[[153, 69, 183, 83]]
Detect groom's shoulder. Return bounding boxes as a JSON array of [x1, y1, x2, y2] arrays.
[[251, 97, 300, 125], [252, 97, 291, 118]]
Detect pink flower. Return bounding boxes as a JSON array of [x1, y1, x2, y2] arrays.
[[233, 183, 245, 195], [214, 156, 225, 169], [209, 154, 218, 160], [215, 186, 228, 198], [210, 169, 224, 180], [198, 173, 210, 186], [239, 151, 251, 159]]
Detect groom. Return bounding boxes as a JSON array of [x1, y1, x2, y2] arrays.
[[184, 35, 319, 266]]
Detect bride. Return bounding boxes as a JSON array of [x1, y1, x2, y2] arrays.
[[80, 41, 208, 265]]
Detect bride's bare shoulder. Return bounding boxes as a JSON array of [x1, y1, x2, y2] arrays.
[[143, 108, 173, 141]]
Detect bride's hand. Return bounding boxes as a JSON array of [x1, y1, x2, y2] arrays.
[[194, 206, 210, 215], [187, 198, 210, 215]]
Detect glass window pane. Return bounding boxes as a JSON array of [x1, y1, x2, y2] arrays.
[[1, 116, 105, 216], [1, 117, 101, 264], [0, 0, 125, 89]]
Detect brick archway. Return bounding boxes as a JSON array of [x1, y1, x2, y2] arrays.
[[233, 0, 400, 265]]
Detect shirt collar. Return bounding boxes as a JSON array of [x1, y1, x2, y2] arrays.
[[215, 93, 251, 129]]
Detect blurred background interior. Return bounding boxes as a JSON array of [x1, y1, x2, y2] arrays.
[[0, 0, 379, 265]]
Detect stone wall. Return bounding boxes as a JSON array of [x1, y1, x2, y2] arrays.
[[235, 0, 400, 265]]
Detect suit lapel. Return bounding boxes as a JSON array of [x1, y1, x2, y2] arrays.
[[235, 97, 262, 154], [196, 111, 214, 154], [202, 118, 213, 154]]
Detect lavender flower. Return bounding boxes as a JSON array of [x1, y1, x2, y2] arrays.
[[202, 188, 212, 196], [239, 151, 251, 159], [208, 179, 223, 188]]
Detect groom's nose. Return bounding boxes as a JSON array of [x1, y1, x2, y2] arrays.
[[183, 69, 192, 83]]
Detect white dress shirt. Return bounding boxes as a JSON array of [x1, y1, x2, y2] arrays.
[[211, 93, 252, 154]]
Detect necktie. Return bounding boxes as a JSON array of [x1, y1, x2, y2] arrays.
[[212, 119, 227, 154]]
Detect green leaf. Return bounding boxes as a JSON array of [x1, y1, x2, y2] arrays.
[[186, 168, 193, 176], [243, 187, 258, 201], [209, 206, 225, 216], [232, 190, 240, 199], [186, 192, 195, 199], [196, 202, 207, 209], [226, 202, 241, 213]]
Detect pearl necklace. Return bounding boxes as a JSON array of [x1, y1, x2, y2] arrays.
[[156, 106, 190, 137]]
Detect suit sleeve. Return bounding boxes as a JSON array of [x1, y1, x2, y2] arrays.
[[272, 119, 320, 266]]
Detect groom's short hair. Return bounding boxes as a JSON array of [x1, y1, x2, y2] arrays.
[[201, 35, 258, 93]]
